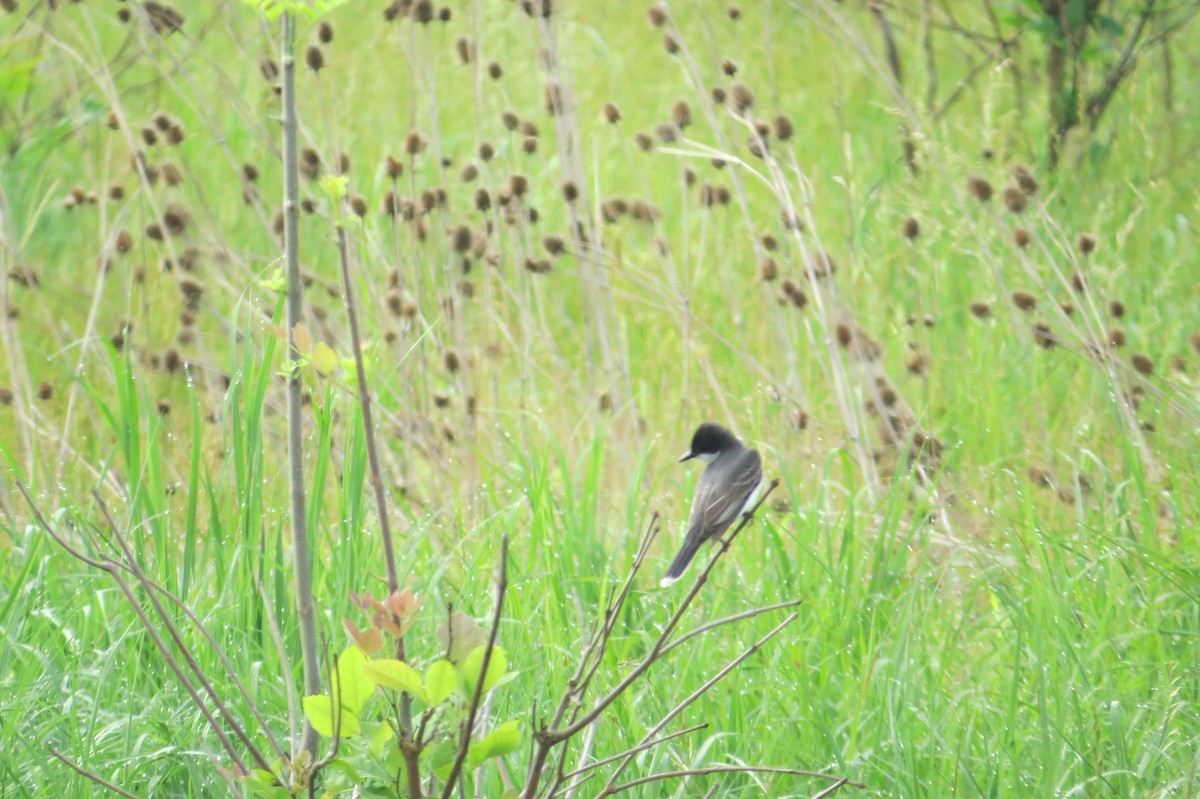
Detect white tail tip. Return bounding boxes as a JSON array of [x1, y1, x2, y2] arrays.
[[659, 576, 678, 588]]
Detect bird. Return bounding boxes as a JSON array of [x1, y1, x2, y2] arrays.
[[660, 422, 764, 587]]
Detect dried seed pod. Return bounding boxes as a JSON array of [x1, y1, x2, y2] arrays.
[[773, 114, 794, 141], [969, 301, 991, 318], [730, 83, 754, 113], [1033, 322, 1055, 349], [1002, 186, 1026, 213], [603, 101, 621, 124], [1012, 165, 1038, 195], [404, 131, 427, 155], [967, 175, 993, 202], [901, 217, 919, 240], [1011, 291, 1036, 312], [305, 45, 324, 71], [1077, 233, 1096, 255], [1130, 353, 1153, 375], [672, 100, 692, 129], [758, 256, 778, 281]]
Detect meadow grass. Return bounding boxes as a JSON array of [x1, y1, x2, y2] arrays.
[[1, 0, 1199, 796]]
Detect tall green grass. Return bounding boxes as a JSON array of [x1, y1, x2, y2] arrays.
[[2, 0, 1198, 796]]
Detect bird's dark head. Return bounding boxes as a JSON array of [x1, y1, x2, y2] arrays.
[[679, 422, 742, 463]]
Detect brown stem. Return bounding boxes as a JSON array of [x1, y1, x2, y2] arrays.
[[605, 767, 862, 796], [49, 749, 145, 799], [280, 9, 322, 766], [521, 482, 779, 799]]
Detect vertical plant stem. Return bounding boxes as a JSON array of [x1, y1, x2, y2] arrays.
[[282, 9, 322, 766]]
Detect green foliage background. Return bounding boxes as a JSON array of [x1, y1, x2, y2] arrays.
[[1, 0, 1198, 796]]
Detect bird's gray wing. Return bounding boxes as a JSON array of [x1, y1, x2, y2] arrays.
[[686, 448, 763, 544]]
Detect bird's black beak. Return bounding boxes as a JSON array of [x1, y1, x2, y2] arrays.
[[678, 450, 695, 463]]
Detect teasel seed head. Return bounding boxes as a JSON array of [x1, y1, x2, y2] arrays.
[[141, 126, 158, 146], [305, 45, 324, 71], [455, 36, 473, 63], [404, 130, 426, 155], [479, 142, 495, 161], [711, 86, 727, 105], [562, 181, 579, 202], [1012, 165, 1038, 195], [318, 20, 333, 43], [634, 132, 653, 151], [647, 4, 667, 26], [1108, 326, 1126, 348], [672, 100, 692, 129], [37, 382, 53, 401], [1130, 353, 1153, 375], [413, 0, 433, 23], [522, 136, 538, 154], [1033, 322, 1055, 349], [773, 114, 794, 141], [1060, 301, 1075, 316], [722, 58, 738, 77], [603, 101, 621, 124], [1011, 291, 1036, 312], [969, 301, 991, 318], [967, 175, 993, 202], [1077, 233, 1096, 255], [1002, 186, 1026, 213], [758, 256, 778, 281], [901, 217, 919, 239], [663, 33, 680, 54], [730, 83, 754, 113], [474, 188, 491, 212], [1109, 299, 1125, 318], [115, 230, 133, 253]]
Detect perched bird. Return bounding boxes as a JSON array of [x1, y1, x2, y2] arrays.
[[661, 422, 764, 587]]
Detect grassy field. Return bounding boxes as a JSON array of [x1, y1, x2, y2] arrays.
[[2, 0, 1199, 797]]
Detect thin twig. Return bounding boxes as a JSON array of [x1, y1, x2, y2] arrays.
[[658, 599, 806, 659], [596, 612, 803, 796], [1085, 0, 1158, 130], [552, 724, 708, 794], [523, 484, 777, 799], [49, 748, 144, 799], [604, 767, 862, 795]]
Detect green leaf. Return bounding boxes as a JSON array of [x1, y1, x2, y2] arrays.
[[1093, 13, 1124, 37], [303, 693, 361, 737], [311, 341, 339, 376], [363, 658, 427, 701], [425, 659, 458, 705], [333, 646, 374, 714], [259, 267, 286, 292], [458, 646, 507, 695], [468, 720, 521, 767], [369, 721, 396, 759], [425, 739, 456, 780], [1065, 0, 1089, 28], [436, 610, 486, 663], [319, 174, 349, 201]]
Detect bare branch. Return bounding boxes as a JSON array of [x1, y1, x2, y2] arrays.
[[604, 767, 862, 795], [523, 484, 778, 799], [1085, 0, 1159, 130], [658, 599, 806, 659], [596, 611, 801, 795], [49, 749, 144, 799], [812, 778, 854, 798], [554, 719, 710, 782]]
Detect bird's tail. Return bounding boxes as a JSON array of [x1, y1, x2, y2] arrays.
[[660, 536, 703, 587]]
